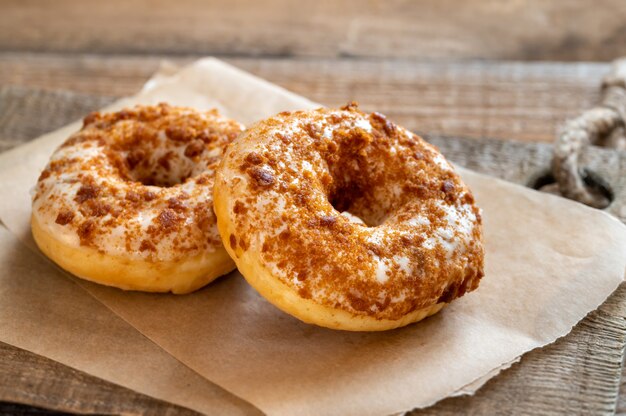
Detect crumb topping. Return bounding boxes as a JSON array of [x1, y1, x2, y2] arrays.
[[33, 103, 244, 262], [219, 103, 484, 320]]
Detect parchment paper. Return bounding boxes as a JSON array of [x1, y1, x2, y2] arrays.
[[1, 58, 625, 416], [0, 227, 259, 415]]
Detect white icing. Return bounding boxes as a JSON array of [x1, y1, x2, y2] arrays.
[[394, 255, 412, 275], [417, 201, 476, 259], [407, 216, 430, 227], [374, 258, 389, 283], [423, 237, 436, 250], [207, 147, 223, 158], [391, 292, 407, 303], [433, 153, 452, 171], [354, 118, 373, 132], [436, 201, 475, 237], [366, 230, 384, 246], [341, 211, 365, 225]]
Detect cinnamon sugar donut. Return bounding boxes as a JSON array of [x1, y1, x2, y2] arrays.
[[32, 104, 244, 293], [214, 104, 484, 331]]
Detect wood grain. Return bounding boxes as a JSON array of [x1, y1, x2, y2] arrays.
[[0, 85, 115, 152], [0, 341, 199, 416], [415, 284, 626, 416], [2, 1, 626, 412], [0, 53, 610, 143], [2, 86, 626, 416], [1, 0, 625, 61]]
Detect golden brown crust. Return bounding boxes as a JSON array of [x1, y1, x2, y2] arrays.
[[215, 104, 484, 326], [32, 214, 235, 294]]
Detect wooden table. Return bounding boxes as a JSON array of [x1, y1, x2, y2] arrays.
[[2, 1, 626, 414]]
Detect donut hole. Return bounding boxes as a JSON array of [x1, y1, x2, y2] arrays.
[[338, 210, 367, 225], [115, 146, 200, 187], [131, 158, 193, 187], [320, 139, 410, 228], [293, 112, 427, 228], [108, 130, 210, 187], [329, 186, 380, 227], [82, 105, 243, 189], [128, 168, 190, 187], [326, 162, 395, 228]]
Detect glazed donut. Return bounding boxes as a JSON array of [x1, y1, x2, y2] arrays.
[[214, 103, 484, 331], [32, 104, 244, 293]]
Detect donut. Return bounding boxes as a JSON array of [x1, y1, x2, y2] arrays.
[[32, 104, 244, 294], [214, 103, 484, 331]]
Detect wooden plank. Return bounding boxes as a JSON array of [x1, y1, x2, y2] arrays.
[[0, 53, 609, 143], [0, 85, 115, 152], [620, 378, 626, 415], [416, 284, 626, 416], [0, 341, 199, 415], [2, 86, 626, 416], [1, 0, 625, 61]]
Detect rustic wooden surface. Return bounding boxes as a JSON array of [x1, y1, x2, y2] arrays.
[[2, 1, 626, 413], [0, 340, 198, 416], [2, 85, 626, 415], [2, 0, 626, 61], [0, 53, 608, 143]]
